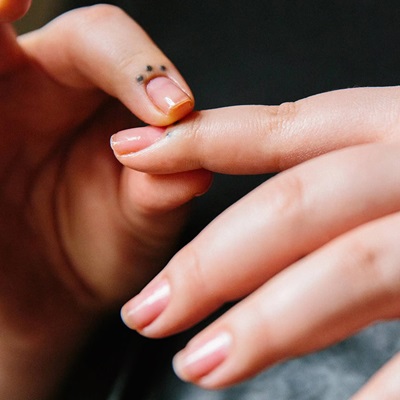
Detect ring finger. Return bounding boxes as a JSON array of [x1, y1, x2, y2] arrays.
[[173, 211, 400, 388]]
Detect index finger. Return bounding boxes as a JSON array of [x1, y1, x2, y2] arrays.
[[19, 5, 194, 126], [111, 86, 400, 173]]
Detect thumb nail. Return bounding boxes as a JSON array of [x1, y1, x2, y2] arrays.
[[146, 76, 193, 116]]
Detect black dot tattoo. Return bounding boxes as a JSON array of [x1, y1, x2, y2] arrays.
[[136, 65, 168, 85]]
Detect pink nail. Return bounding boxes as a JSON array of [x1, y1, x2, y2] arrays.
[[146, 76, 193, 115], [173, 331, 232, 382], [121, 279, 170, 331], [110, 126, 165, 156]]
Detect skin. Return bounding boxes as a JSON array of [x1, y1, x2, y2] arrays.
[[0, 0, 30, 22], [0, 2, 211, 399], [116, 88, 400, 398], [5, 0, 399, 398]]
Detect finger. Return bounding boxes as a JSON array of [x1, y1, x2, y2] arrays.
[[19, 5, 194, 126], [110, 87, 400, 174], [172, 212, 400, 388], [54, 109, 212, 304], [0, 0, 31, 71], [119, 167, 213, 218], [351, 353, 400, 400], [121, 143, 400, 334], [0, 0, 31, 22], [114, 168, 213, 295], [0, 25, 20, 73]]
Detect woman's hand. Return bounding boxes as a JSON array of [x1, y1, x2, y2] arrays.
[[116, 87, 400, 398], [0, 2, 211, 398]]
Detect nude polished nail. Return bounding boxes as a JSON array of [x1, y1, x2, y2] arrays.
[[121, 279, 170, 331], [146, 76, 193, 115], [110, 126, 165, 156], [173, 331, 232, 382]]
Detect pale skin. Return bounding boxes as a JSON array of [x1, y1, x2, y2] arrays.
[[5, 0, 400, 398], [0, 2, 211, 399], [115, 88, 400, 399]]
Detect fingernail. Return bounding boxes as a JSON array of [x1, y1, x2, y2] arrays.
[[173, 331, 232, 382], [121, 279, 170, 331], [146, 76, 193, 115], [110, 126, 165, 156]]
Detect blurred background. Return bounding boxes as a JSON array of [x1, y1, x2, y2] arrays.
[[14, 0, 63, 33]]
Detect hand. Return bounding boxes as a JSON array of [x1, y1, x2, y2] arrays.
[[116, 87, 400, 398], [0, 2, 211, 398]]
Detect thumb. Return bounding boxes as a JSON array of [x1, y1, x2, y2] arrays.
[[19, 4, 194, 126]]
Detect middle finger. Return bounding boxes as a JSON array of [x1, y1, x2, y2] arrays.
[[122, 142, 400, 335]]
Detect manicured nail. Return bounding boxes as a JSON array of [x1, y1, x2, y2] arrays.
[[110, 126, 165, 156], [146, 76, 193, 115], [121, 279, 170, 331], [173, 331, 232, 382]]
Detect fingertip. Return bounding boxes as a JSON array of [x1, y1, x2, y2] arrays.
[[145, 76, 194, 124], [172, 331, 232, 385], [128, 73, 194, 127], [120, 278, 171, 332], [110, 120, 200, 174], [172, 352, 188, 382], [119, 168, 212, 220], [120, 305, 132, 329], [194, 169, 214, 197], [31, 5, 194, 126], [0, 0, 31, 22], [111, 126, 166, 156]]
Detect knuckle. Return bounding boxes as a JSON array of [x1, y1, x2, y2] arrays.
[[258, 102, 299, 169], [182, 245, 208, 293], [262, 101, 299, 136], [342, 236, 399, 303], [180, 244, 224, 307], [265, 172, 306, 219], [63, 4, 128, 39], [60, 4, 149, 84], [76, 4, 127, 24], [345, 238, 380, 280]]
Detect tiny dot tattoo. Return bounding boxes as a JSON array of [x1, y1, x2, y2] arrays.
[[136, 65, 167, 84]]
